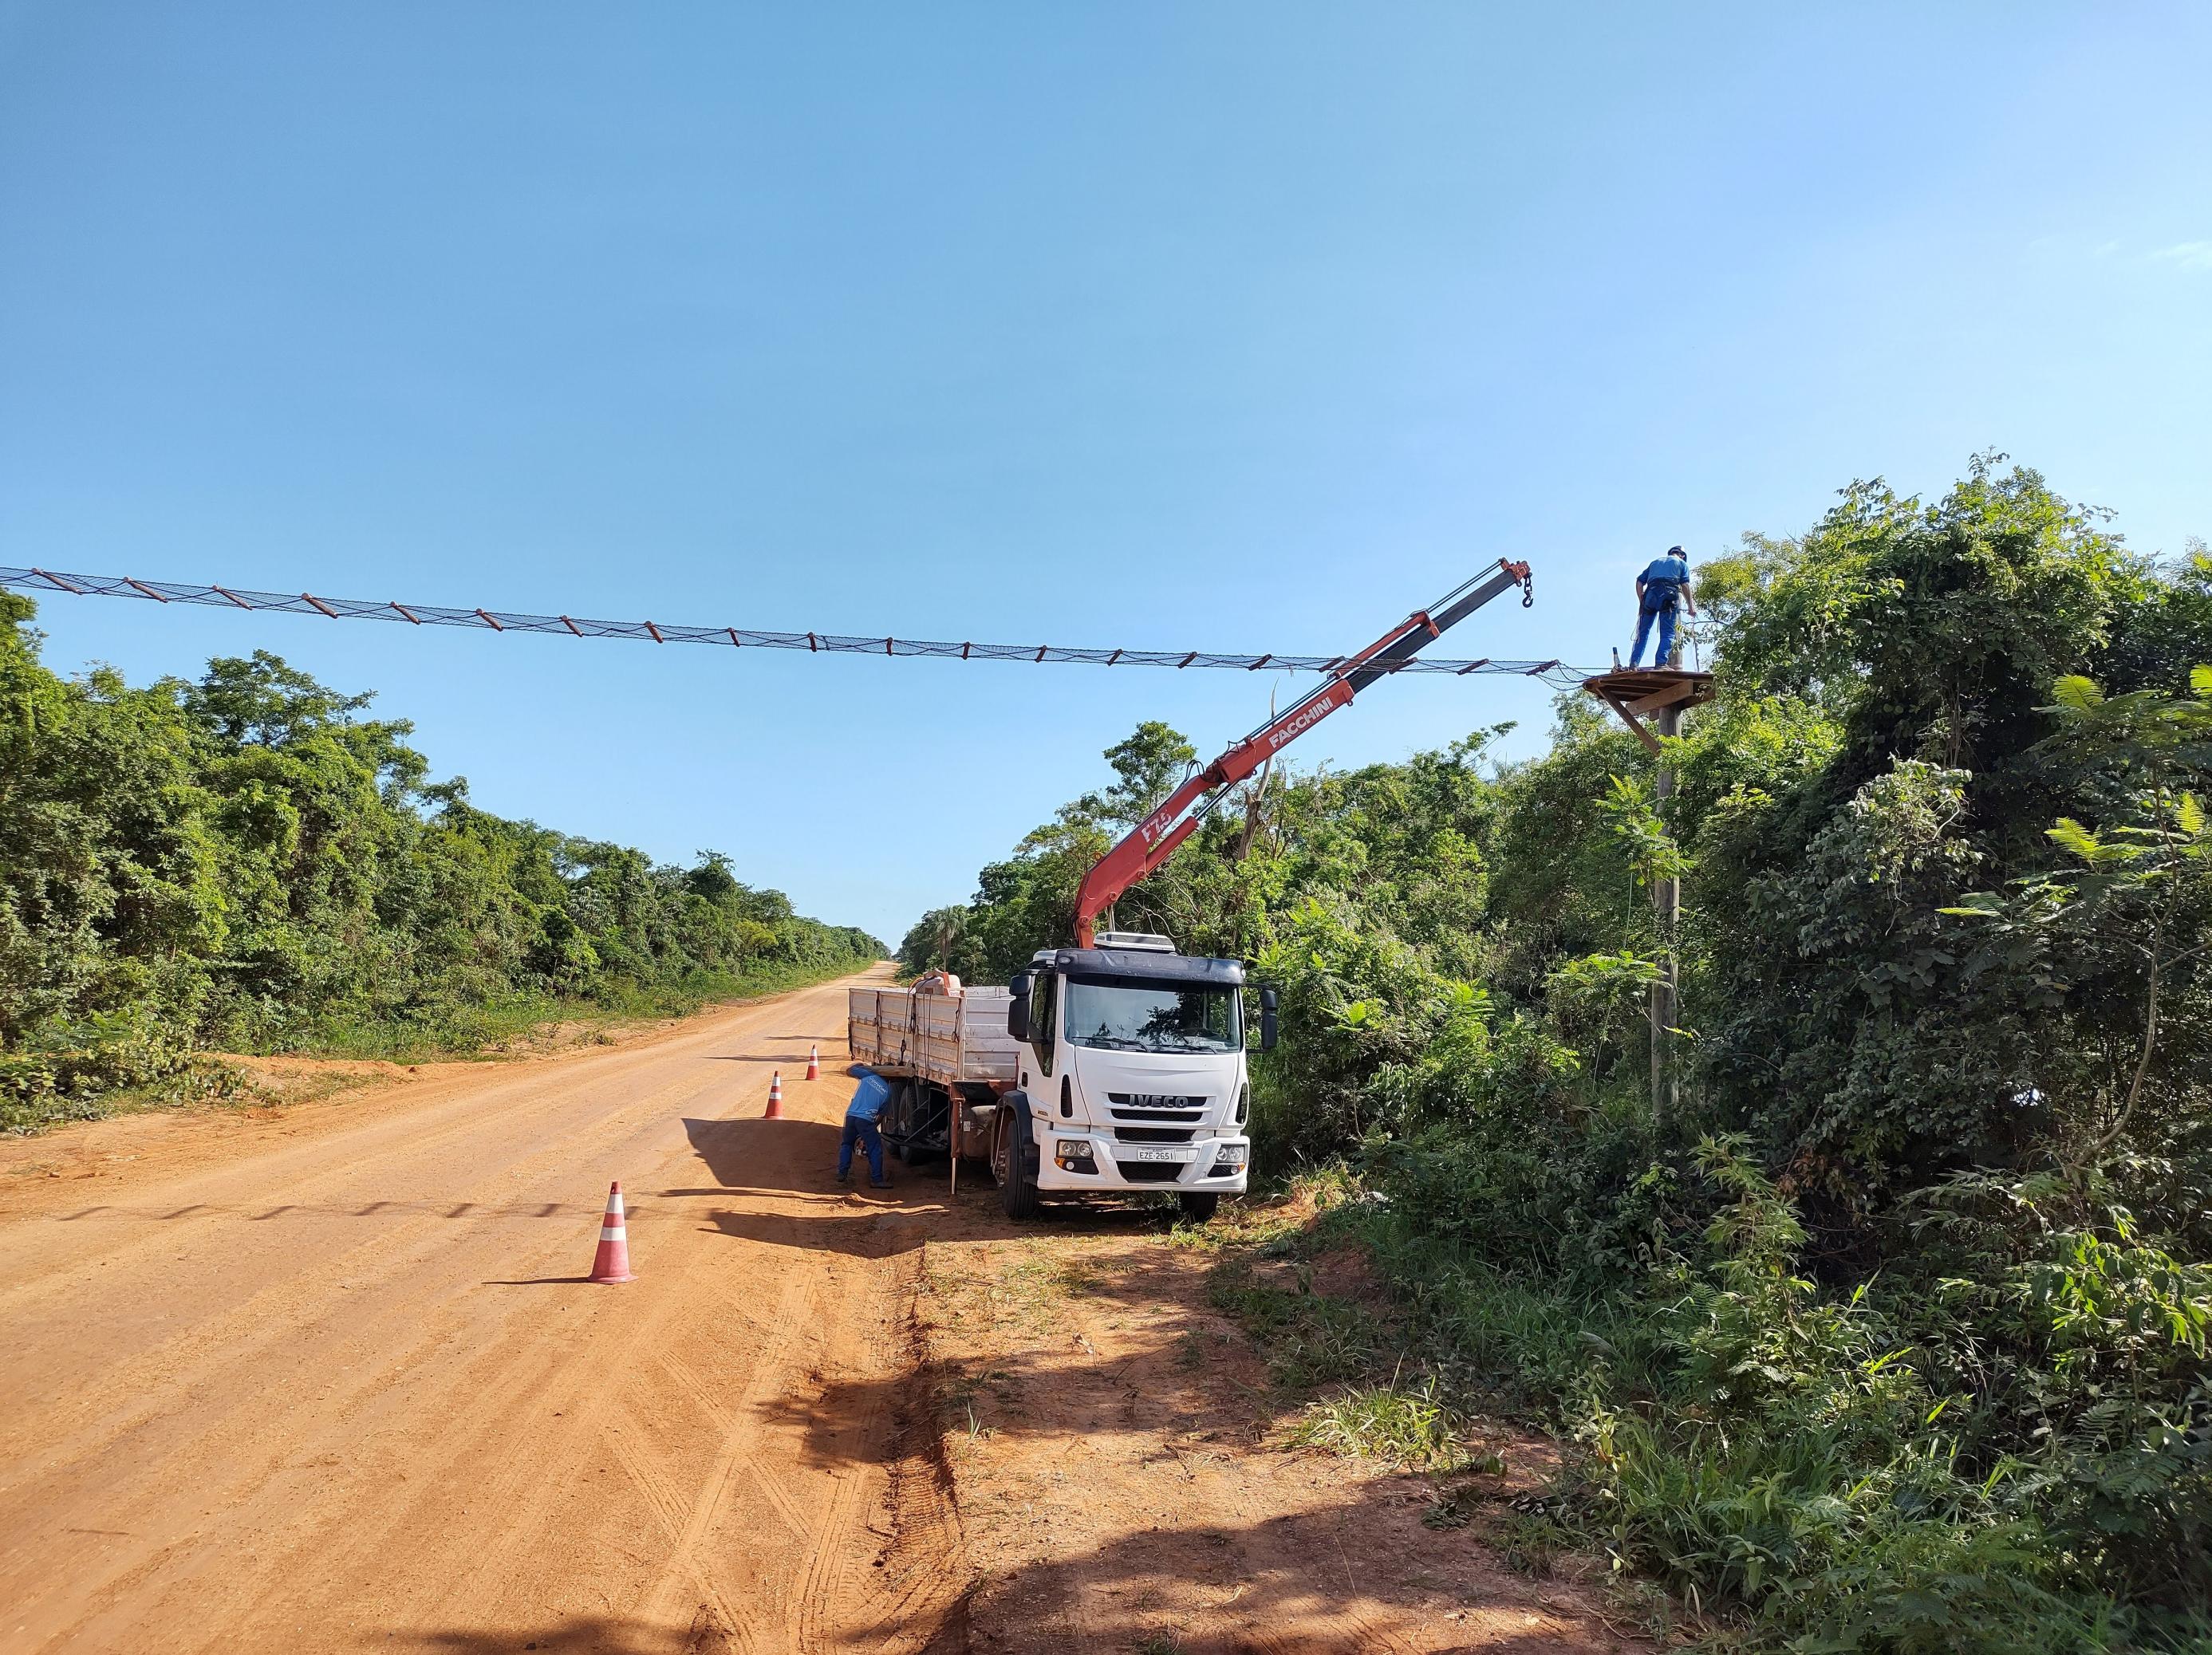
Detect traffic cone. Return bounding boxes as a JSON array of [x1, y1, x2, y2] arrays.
[[806, 1044, 821, 1082], [589, 1181, 634, 1284], [764, 1070, 784, 1118]]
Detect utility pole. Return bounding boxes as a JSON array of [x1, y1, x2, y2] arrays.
[[1583, 648, 1711, 1137], [1650, 696, 1682, 1132]]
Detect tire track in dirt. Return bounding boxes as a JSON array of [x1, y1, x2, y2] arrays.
[[0, 971, 976, 1654], [845, 1251, 971, 1654], [5, 1052, 763, 1645], [649, 1350, 814, 1548], [639, 1267, 819, 1640], [10, 963, 1613, 1654], [781, 1243, 967, 1655], [0, 1053, 740, 1492], [791, 1337, 889, 1652]]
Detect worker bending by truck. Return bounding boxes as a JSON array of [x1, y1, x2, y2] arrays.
[[1629, 545, 1697, 668], [835, 1067, 893, 1189]]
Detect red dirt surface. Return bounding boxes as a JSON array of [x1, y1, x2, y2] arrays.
[[0, 968, 1639, 1652], [0, 968, 961, 1653], [915, 1224, 1643, 1653]]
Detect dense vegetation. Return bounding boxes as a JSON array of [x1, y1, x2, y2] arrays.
[[901, 459, 2212, 1651], [1, 592, 881, 1132]]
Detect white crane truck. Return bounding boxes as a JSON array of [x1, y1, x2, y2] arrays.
[[849, 558, 1536, 1221], [849, 937, 1270, 1222]]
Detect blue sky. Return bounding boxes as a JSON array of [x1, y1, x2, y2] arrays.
[[3, 3, 2208, 948]]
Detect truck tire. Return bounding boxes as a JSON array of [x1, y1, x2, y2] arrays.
[[884, 1082, 917, 1164], [1177, 1192, 1220, 1224], [992, 1101, 1040, 1221]]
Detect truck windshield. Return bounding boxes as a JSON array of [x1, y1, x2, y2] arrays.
[[1063, 975, 1241, 1054]]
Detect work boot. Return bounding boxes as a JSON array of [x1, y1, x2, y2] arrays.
[[869, 1177, 893, 1190], [834, 1169, 849, 1184]]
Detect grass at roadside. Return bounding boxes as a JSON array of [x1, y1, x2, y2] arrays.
[[1205, 1255, 1383, 1389], [3, 956, 873, 1136], [913, 1182, 1650, 1652], [1193, 1173, 1683, 1640], [13, 1052, 275, 1129], [263, 956, 871, 1064], [1288, 1377, 1504, 1474], [59, 1058, 404, 1131], [1244, 1153, 2212, 1653]]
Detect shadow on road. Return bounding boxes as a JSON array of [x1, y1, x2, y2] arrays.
[[50, 1197, 636, 1224], [377, 1490, 1595, 1652], [680, 1115, 840, 1184], [672, 1114, 1204, 1257], [700, 1029, 826, 1060], [398, 1129, 1634, 1651], [670, 1114, 928, 1255], [381, 1604, 971, 1654]]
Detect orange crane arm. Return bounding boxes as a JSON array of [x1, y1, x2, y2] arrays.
[[1071, 559, 1534, 945]]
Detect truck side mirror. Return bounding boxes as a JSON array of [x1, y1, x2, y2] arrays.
[[1007, 973, 1032, 1042], [1259, 987, 1279, 1054]]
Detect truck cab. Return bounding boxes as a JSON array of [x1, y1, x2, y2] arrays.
[[994, 932, 1275, 1222]]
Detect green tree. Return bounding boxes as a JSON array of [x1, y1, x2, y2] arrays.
[[913, 460, 2212, 1643], [0, 596, 881, 1128]]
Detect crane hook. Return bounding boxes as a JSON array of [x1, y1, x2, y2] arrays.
[[1521, 571, 1535, 608]]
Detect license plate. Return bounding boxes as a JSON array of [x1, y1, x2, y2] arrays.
[[1122, 1145, 1196, 1164]]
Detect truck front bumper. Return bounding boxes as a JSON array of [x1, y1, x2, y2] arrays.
[[1033, 1131, 1251, 1195]]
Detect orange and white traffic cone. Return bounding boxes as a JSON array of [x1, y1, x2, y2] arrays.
[[589, 1181, 634, 1283], [764, 1070, 784, 1118], [806, 1044, 821, 1082]]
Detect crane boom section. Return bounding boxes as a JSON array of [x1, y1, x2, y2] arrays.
[[1071, 558, 1532, 944]]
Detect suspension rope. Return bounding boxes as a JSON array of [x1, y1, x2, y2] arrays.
[[0, 565, 1595, 685]]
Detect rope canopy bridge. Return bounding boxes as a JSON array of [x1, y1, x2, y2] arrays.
[[0, 564, 1596, 688]]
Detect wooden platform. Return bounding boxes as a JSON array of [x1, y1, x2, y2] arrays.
[[1582, 668, 1716, 751]]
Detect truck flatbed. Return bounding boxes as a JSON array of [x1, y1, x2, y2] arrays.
[[847, 984, 1019, 1165], [846, 984, 1019, 1086]]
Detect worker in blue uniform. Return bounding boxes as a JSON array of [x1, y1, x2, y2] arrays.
[[836, 1067, 893, 1188], [1629, 546, 1697, 668]]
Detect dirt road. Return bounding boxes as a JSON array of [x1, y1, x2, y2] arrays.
[[0, 967, 964, 1654], [2, 971, 1643, 1654]]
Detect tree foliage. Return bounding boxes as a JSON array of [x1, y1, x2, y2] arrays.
[[916, 459, 2212, 1647], [0, 595, 881, 1129]]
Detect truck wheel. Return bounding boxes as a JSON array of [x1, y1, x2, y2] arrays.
[[993, 1102, 1040, 1220], [885, 1082, 917, 1164], [1177, 1192, 1220, 1224]]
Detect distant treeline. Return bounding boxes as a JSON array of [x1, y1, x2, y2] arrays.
[[1, 591, 881, 1130], [904, 459, 2212, 1651]]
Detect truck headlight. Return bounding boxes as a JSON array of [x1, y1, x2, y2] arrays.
[[1212, 1143, 1248, 1168], [1054, 1139, 1098, 1172]]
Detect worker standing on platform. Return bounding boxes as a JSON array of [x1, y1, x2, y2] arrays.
[[1629, 545, 1697, 668]]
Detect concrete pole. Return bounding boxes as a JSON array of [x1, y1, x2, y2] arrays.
[[1650, 699, 1681, 1133]]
